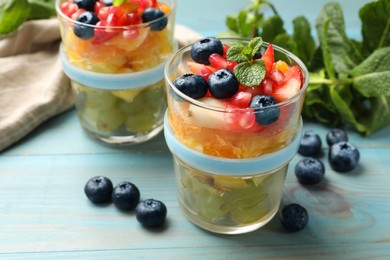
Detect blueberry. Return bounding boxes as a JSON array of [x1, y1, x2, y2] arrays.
[[141, 8, 168, 31], [329, 141, 360, 172], [102, 0, 113, 6], [84, 176, 113, 204], [136, 199, 167, 227], [295, 158, 325, 185], [173, 74, 208, 99], [73, 11, 99, 40], [191, 37, 224, 65], [208, 69, 239, 99], [73, 0, 96, 11], [280, 203, 308, 232], [112, 181, 140, 211], [249, 95, 280, 125], [298, 131, 322, 156], [326, 128, 348, 146]]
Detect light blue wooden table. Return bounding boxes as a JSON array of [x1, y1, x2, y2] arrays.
[[1, 0, 390, 259]]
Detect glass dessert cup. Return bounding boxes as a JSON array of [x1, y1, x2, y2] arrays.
[[164, 38, 309, 234], [55, 0, 176, 145]]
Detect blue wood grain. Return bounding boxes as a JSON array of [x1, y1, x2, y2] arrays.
[[0, 0, 389, 259]]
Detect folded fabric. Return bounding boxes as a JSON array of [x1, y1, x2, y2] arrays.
[[0, 19, 202, 152]]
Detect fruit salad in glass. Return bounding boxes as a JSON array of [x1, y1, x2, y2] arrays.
[[56, 0, 176, 144], [164, 37, 309, 234]]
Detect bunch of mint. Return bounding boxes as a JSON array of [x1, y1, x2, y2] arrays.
[[0, 0, 56, 35], [219, 0, 390, 136]]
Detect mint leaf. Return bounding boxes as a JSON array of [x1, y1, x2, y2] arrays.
[[351, 47, 390, 97], [234, 60, 266, 87], [261, 15, 285, 42], [0, 0, 31, 35], [360, 0, 390, 55], [28, 0, 55, 19], [226, 37, 264, 63], [226, 44, 248, 63], [360, 96, 390, 135], [316, 2, 364, 75], [293, 16, 316, 66], [248, 36, 263, 57], [329, 85, 368, 133], [272, 33, 298, 61]]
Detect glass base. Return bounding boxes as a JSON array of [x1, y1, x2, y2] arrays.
[[180, 200, 281, 235], [84, 123, 164, 146]]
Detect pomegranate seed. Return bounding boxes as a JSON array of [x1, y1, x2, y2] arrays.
[[238, 110, 256, 129], [209, 53, 227, 70], [123, 28, 139, 39], [227, 60, 238, 71], [223, 45, 230, 57], [260, 77, 274, 96], [230, 91, 252, 108], [269, 69, 285, 85]]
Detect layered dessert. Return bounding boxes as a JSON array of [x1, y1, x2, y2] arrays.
[[56, 0, 175, 143], [165, 37, 308, 233]]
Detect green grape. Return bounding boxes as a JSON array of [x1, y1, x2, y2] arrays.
[[111, 88, 143, 103], [226, 181, 269, 224], [196, 188, 229, 222], [96, 107, 125, 132], [125, 107, 156, 133], [117, 90, 148, 115], [84, 90, 117, 110], [80, 107, 99, 125]]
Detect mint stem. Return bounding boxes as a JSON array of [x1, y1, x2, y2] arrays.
[[309, 78, 354, 85]]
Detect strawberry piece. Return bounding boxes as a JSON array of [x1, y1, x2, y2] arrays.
[[269, 69, 285, 85], [229, 91, 252, 108], [272, 66, 302, 103], [209, 53, 228, 70], [261, 44, 274, 74], [187, 62, 215, 81]]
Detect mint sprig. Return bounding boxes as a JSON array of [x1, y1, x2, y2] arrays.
[[226, 37, 266, 87], [220, 0, 390, 136]]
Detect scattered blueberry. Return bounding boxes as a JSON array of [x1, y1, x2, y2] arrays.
[[280, 203, 309, 232], [112, 181, 140, 211], [73, 11, 99, 40], [208, 69, 239, 99], [190, 37, 224, 65], [329, 141, 360, 172], [249, 95, 280, 125], [136, 199, 167, 227], [173, 74, 208, 99], [84, 176, 113, 204], [295, 157, 325, 185], [298, 131, 322, 156], [74, 0, 96, 11], [326, 128, 348, 146], [141, 8, 168, 31]]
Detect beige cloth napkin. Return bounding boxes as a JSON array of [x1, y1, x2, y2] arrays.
[[0, 19, 202, 152]]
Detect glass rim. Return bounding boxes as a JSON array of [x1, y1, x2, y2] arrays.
[[55, 0, 177, 30], [164, 37, 310, 112]]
